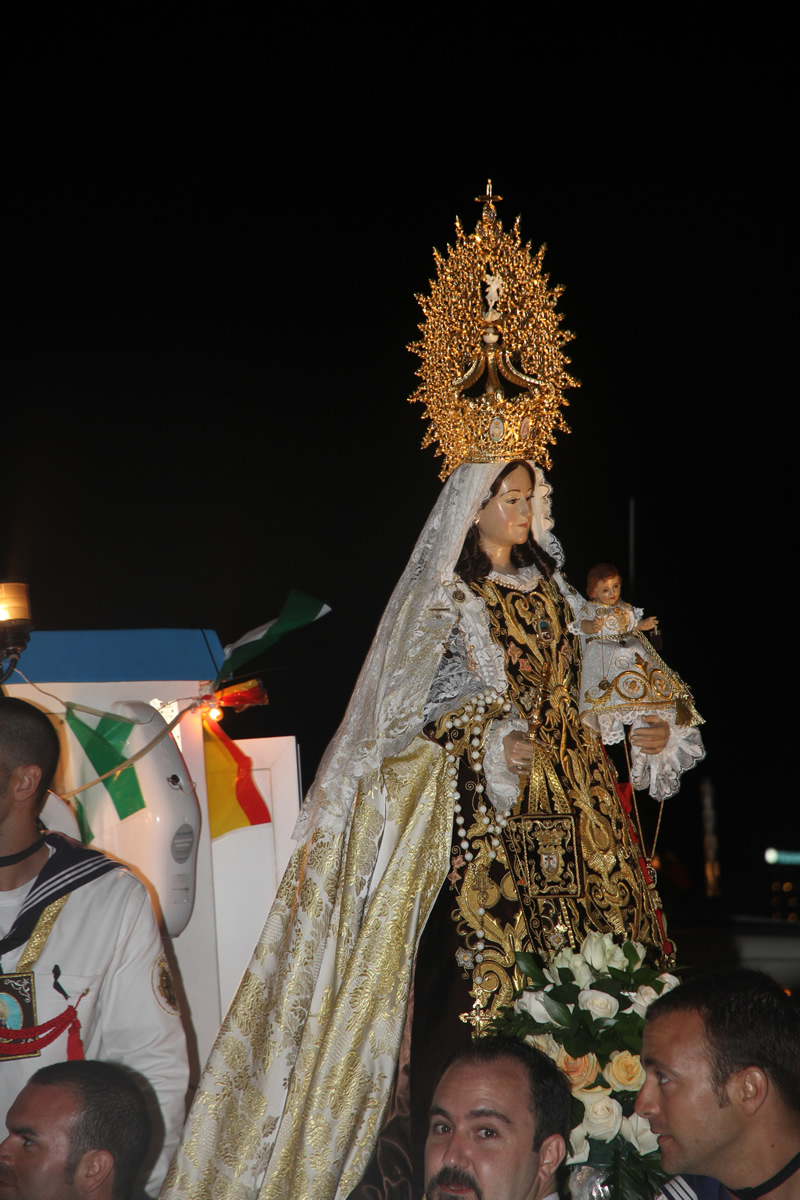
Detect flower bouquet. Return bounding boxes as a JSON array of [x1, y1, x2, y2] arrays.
[[490, 931, 679, 1200]]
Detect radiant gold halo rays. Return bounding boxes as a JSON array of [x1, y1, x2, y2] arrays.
[[409, 182, 579, 479]]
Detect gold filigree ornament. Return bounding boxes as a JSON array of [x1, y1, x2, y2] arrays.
[[409, 181, 579, 479]]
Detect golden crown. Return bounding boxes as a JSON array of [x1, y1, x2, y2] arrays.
[[409, 183, 579, 479]]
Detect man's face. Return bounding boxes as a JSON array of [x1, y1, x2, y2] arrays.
[[0, 1083, 81, 1199], [635, 1010, 741, 1178], [424, 1057, 561, 1200]]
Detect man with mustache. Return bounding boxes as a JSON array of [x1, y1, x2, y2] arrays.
[[637, 969, 800, 1200], [0, 1060, 151, 1199], [424, 1036, 570, 1200]]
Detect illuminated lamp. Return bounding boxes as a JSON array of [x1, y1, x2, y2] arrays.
[[765, 848, 800, 866], [0, 581, 33, 685]]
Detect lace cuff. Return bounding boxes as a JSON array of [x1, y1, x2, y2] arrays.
[[423, 622, 479, 725], [483, 718, 528, 815], [630, 723, 705, 801]]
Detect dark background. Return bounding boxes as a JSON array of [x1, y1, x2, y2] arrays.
[[4, 15, 791, 930]]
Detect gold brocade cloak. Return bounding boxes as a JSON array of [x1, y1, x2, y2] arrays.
[[161, 737, 455, 1199]]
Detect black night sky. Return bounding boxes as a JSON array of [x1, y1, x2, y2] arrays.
[[5, 15, 791, 935]]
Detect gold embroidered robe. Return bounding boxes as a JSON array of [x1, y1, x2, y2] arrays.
[[427, 574, 668, 1036]]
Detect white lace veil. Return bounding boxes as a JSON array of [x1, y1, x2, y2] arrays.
[[293, 460, 564, 839]]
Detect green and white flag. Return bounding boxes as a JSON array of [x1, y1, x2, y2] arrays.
[[213, 591, 331, 687], [64, 707, 145, 844]]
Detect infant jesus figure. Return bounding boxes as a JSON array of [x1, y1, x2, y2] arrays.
[[579, 563, 659, 647], [566, 563, 701, 799]]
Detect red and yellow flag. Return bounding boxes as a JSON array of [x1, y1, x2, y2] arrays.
[[202, 714, 271, 839]]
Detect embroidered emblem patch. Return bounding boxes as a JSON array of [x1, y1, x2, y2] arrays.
[[0, 972, 40, 1061], [151, 953, 179, 1015], [502, 813, 583, 907]]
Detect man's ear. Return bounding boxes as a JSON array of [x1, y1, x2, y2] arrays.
[[728, 1066, 769, 1116], [75, 1148, 114, 1194], [536, 1133, 566, 1186], [9, 764, 42, 808]]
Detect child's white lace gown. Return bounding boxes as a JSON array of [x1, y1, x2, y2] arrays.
[[566, 593, 704, 800]]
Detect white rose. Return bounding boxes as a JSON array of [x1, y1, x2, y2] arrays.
[[568, 1121, 590, 1164], [656, 972, 680, 995], [516, 989, 553, 1023], [548, 950, 595, 990], [574, 1087, 623, 1143], [629, 941, 647, 969], [629, 984, 659, 1018], [620, 1112, 659, 1155], [581, 931, 614, 971], [547, 947, 575, 979], [606, 943, 629, 971], [570, 954, 597, 991], [577, 989, 619, 1020]]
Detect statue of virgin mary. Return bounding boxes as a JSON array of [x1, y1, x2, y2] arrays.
[[162, 186, 703, 1200]]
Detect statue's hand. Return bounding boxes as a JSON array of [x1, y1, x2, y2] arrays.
[[504, 730, 533, 775], [630, 715, 670, 755]]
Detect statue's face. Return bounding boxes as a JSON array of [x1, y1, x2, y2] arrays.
[[590, 576, 621, 607], [476, 465, 534, 561]]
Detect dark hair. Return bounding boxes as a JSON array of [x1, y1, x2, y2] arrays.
[[29, 1061, 152, 1199], [586, 563, 621, 597], [455, 461, 557, 584], [0, 697, 60, 811], [646, 969, 800, 1111], [439, 1035, 571, 1149]]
